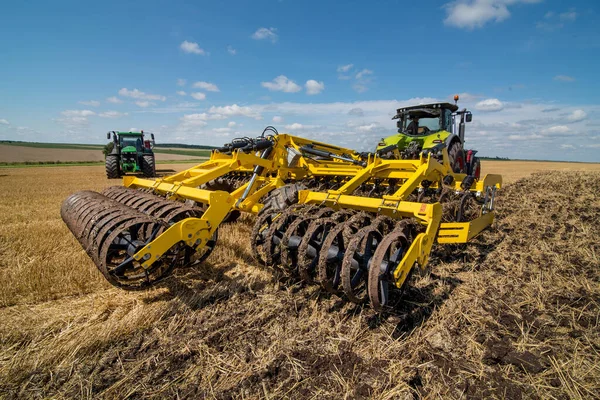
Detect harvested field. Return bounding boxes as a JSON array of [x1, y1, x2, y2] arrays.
[[0, 163, 599, 399], [0, 144, 207, 163]]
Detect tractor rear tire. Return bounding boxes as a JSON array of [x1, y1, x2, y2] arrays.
[[259, 183, 307, 216], [448, 141, 466, 174], [142, 154, 156, 178], [105, 155, 120, 179], [471, 156, 481, 179]]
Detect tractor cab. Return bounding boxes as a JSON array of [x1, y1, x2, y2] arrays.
[[375, 97, 476, 175]]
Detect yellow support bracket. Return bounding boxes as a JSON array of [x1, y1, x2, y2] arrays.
[[131, 190, 233, 269]]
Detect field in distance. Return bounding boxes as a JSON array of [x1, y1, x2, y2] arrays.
[[0, 142, 211, 163]]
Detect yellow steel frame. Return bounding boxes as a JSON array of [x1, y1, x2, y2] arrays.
[[297, 151, 502, 289]]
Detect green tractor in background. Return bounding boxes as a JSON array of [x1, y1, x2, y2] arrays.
[[105, 131, 156, 179], [376, 95, 480, 179]]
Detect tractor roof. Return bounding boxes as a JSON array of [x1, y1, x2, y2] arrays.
[[117, 132, 144, 136], [393, 102, 459, 119]]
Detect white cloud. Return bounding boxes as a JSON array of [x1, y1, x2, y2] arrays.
[[355, 69, 373, 80], [554, 75, 575, 82], [192, 81, 220, 92], [61, 110, 96, 117], [180, 114, 209, 127], [348, 108, 364, 116], [208, 104, 262, 120], [180, 40, 206, 55], [213, 127, 231, 133], [337, 64, 353, 73], [227, 121, 237, 128], [176, 90, 187, 96], [252, 27, 278, 43], [177, 78, 187, 87], [285, 123, 304, 130], [227, 45, 236, 55], [560, 144, 575, 149], [98, 111, 128, 118], [0, 119, 9, 125], [356, 123, 381, 133], [543, 125, 571, 135], [559, 10, 577, 22], [305, 80, 325, 95], [567, 109, 587, 122], [443, 0, 541, 30], [190, 92, 206, 100], [78, 100, 100, 107], [135, 101, 155, 108], [475, 98, 504, 112], [272, 116, 283, 123], [106, 96, 123, 104], [261, 75, 302, 93], [119, 88, 166, 101]]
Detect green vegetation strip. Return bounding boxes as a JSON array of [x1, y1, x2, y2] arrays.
[[0, 159, 206, 168], [0, 141, 212, 157]]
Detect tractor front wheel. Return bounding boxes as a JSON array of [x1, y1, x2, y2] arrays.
[[142, 154, 156, 177], [105, 155, 120, 179]]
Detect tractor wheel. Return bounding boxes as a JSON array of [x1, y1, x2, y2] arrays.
[[105, 154, 120, 179], [259, 183, 307, 216], [142, 154, 156, 177], [448, 141, 466, 173]]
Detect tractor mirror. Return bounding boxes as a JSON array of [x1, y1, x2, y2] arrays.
[[466, 113, 473, 123], [151, 133, 155, 141], [107, 132, 111, 140]]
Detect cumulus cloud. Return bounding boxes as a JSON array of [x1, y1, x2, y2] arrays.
[[98, 111, 128, 118], [176, 91, 187, 96], [78, 100, 100, 107], [106, 96, 123, 104], [261, 75, 302, 93], [475, 98, 504, 112], [272, 116, 283, 123], [554, 75, 575, 82], [180, 40, 206, 55], [285, 123, 304, 130], [61, 110, 96, 117], [119, 88, 166, 101], [356, 123, 381, 133], [567, 109, 587, 122], [443, 0, 541, 30], [227, 121, 237, 128], [305, 80, 325, 95], [560, 144, 575, 149], [192, 81, 220, 92], [337, 64, 354, 73], [543, 125, 572, 135], [135, 101, 155, 108], [251, 27, 278, 43], [190, 92, 206, 100], [0, 119, 9, 125], [348, 108, 364, 116], [227, 45, 236, 55], [355, 69, 373, 80], [177, 79, 187, 87], [208, 104, 262, 120]]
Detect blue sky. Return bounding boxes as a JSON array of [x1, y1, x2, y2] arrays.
[[1, 0, 599, 161]]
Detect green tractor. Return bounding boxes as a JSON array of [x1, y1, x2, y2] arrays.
[[105, 131, 156, 179], [376, 96, 480, 178]]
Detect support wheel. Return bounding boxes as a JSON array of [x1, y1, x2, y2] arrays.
[[341, 225, 382, 304]]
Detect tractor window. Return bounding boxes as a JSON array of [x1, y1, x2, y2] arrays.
[[442, 109, 452, 131], [120, 137, 136, 147], [418, 117, 441, 132]]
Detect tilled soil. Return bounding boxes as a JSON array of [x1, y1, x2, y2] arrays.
[[1, 171, 599, 399]]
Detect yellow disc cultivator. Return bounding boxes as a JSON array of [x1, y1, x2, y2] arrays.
[[251, 144, 501, 312], [61, 129, 367, 289], [61, 125, 501, 313]]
